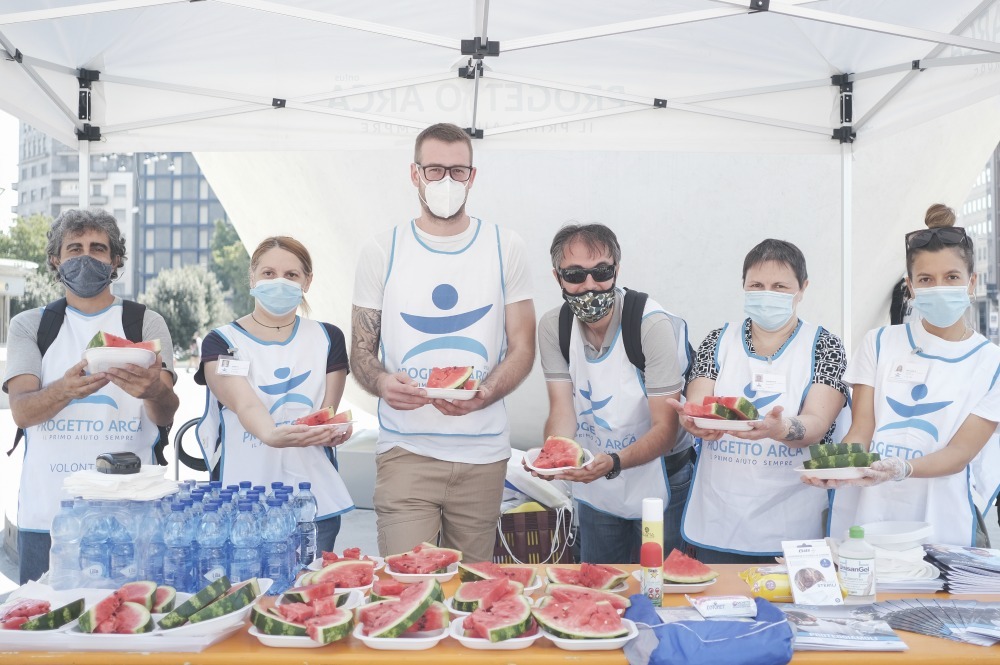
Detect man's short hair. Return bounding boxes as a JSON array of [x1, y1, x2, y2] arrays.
[[550, 223, 622, 269], [414, 123, 473, 164], [46, 208, 127, 279]]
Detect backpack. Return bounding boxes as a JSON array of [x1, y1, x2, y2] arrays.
[[7, 298, 171, 465], [559, 288, 693, 374]]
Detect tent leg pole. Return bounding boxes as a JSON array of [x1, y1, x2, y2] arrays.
[[79, 141, 90, 208], [841, 142, 852, 352]]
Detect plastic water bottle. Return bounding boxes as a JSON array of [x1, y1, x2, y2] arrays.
[[260, 498, 291, 593], [49, 500, 81, 590], [109, 502, 137, 583], [163, 503, 194, 592], [79, 501, 112, 587], [229, 502, 261, 583], [293, 482, 319, 566], [135, 502, 165, 586], [239, 481, 251, 498], [838, 525, 876, 604], [276, 493, 300, 575], [266, 481, 283, 501], [246, 491, 265, 528], [209, 480, 222, 500], [197, 502, 229, 584]]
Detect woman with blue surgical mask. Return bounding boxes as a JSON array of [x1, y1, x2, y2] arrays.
[[806, 225, 1000, 548], [195, 236, 354, 557], [668, 239, 849, 564]]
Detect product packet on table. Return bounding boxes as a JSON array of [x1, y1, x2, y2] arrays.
[[686, 595, 758, 619], [781, 539, 843, 606], [740, 565, 793, 603]]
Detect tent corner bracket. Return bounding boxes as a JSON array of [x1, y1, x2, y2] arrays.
[[7, 49, 22, 64], [464, 127, 484, 139], [831, 126, 855, 144], [76, 124, 101, 142], [912, 59, 925, 71], [459, 60, 483, 80], [653, 98, 667, 108], [77, 68, 100, 88], [272, 98, 286, 108], [461, 38, 500, 58], [749, 0, 770, 11]]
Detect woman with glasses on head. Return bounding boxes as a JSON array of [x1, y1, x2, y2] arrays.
[[805, 222, 1000, 547], [195, 236, 354, 555], [669, 239, 849, 564]]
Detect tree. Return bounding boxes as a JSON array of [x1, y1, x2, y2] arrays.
[[12, 271, 63, 314], [210, 219, 253, 316], [1, 214, 57, 316], [139, 265, 230, 353]]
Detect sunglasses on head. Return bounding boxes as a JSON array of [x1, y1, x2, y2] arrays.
[[558, 263, 617, 284], [905, 227, 971, 250]]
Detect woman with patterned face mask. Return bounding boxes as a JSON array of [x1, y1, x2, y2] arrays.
[[805, 225, 1000, 548], [667, 239, 849, 564], [196, 236, 355, 557]]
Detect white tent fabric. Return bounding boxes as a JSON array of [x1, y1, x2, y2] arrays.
[[2, 1, 1000, 442]]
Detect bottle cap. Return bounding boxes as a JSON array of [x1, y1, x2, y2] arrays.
[[849, 525, 865, 538], [642, 498, 664, 523]]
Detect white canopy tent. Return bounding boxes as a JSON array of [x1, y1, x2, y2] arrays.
[[2, 1, 1000, 441]]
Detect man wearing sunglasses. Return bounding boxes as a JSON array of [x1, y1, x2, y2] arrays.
[[350, 122, 535, 563], [532, 223, 695, 564]]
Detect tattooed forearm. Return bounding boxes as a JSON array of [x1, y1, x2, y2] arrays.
[[350, 305, 386, 397], [783, 417, 806, 441]]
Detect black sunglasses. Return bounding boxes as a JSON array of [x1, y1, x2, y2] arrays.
[[558, 263, 617, 284], [905, 227, 971, 250]]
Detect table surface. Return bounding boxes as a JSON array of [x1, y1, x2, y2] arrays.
[[3, 564, 1000, 664]]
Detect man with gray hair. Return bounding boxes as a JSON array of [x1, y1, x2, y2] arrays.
[[3, 209, 179, 583], [532, 223, 695, 563]]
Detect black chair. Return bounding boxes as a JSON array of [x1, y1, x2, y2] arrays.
[[173, 417, 212, 479]]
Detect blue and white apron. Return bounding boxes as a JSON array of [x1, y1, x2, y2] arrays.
[[377, 219, 509, 464], [682, 320, 830, 556], [21, 303, 157, 532], [570, 296, 673, 519], [846, 324, 1000, 546], [196, 318, 353, 520]]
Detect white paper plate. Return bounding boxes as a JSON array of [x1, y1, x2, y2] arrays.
[[155, 578, 273, 637], [523, 448, 596, 476], [858, 521, 933, 550], [423, 387, 481, 401], [60, 624, 237, 652], [83, 347, 156, 374], [385, 562, 458, 584], [247, 625, 326, 648], [541, 618, 638, 650], [352, 622, 449, 650], [796, 466, 866, 480], [629, 570, 718, 594], [449, 616, 543, 650], [689, 417, 764, 432], [307, 555, 384, 572]]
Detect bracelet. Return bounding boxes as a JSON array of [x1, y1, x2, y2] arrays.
[[903, 460, 913, 479]]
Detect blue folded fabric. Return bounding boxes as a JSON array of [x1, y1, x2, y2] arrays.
[[624, 595, 794, 665]]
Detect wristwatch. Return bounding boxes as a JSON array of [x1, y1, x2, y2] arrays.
[[605, 452, 622, 480]]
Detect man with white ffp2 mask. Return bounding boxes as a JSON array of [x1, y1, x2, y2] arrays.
[[351, 123, 536, 562]]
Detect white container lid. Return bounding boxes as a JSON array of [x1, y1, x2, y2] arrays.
[[642, 497, 664, 523]]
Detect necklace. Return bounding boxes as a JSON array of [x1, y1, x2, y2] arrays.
[[251, 313, 294, 330]]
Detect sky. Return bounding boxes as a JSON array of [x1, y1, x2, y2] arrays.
[[0, 110, 17, 232]]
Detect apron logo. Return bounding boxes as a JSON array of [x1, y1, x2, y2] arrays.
[[743, 382, 781, 410], [69, 395, 119, 409], [399, 282, 491, 363], [578, 380, 614, 431], [877, 383, 951, 441], [259, 367, 314, 414]]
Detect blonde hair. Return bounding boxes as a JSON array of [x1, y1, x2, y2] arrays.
[[249, 236, 313, 316], [924, 203, 956, 229]]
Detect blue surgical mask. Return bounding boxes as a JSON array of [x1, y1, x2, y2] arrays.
[[744, 290, 796, 332], [57, 255, 115, 298], [250, 277, 303, 316], [912, 285, 970, 328]]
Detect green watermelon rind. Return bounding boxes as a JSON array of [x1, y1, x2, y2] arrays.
[[184, 579, 259, 624], [151, 586, 177, 613], [19, 598, 85, 631], [306, 608, 355, 644], [469, 594, 533, 643], [250, 604, 308, 637], [361, 580, 440, 638], [426, 366, 474, 390], [157, 577, 232, 629], [803, 452, 881, 469], [116, 602, 156, 634], [532, 599, 628, 640], [452, 580, 524, 613]]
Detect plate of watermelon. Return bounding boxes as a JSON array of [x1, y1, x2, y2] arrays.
[[307, 547, 384, 571], [540, 618, 639, 651], [629, 570, 718, 594], [383, 544, 462, 583], [524, 437, 595, 476], [423, 366, 481, 400], [450, 615, 542, 650], [684, 396, 764, 431], [83, 331, 159, 374], [385, 562, 459, 584]]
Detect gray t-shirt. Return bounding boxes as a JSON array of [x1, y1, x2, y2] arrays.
[[3, 297, 176, 392], [538, 290, 684, 396]]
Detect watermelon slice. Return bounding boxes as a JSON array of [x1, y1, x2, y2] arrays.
[[293, 407, 352, 426], [356, 580, 440, 637], [115, 580, 158, 610], [86, 331, 161, 354], [457, 561, 537, 587], [427, 366, 473, 389], [0, 599, 50, 622], [305, 608, 354, 644], [704, 396, 758, 420], [370, 579, 408, 601], [462, 378, 481, 391], [451, 578, 522, 613], [683, 402, 737, 420], [533, 436, 585, 469], [281, 581, 340, 604], [151, 586, 176, 613], [19, 599, 85, 631], [662, 548, 719, 583], [532, 597, 627, 639], [78, 593, 122, 633], [251, 602, 308, 636], [310, 559, 375, 588], [385, 544, 461, 574], [403, 600, 449, 634], [545, 563, 628, 590], [545, 584, 631, 612], [465, 594, 534, 642]]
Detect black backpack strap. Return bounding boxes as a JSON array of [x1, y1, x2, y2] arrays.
[[558, 303, 573, 364], [6, 428, 24, 458], [121, 299, 170, 466], [622, 288, 648, 373]]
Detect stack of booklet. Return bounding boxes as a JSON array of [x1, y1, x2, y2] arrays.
[[779, 605, 908, 651], [922, 544, 1000, 593], [869, 599, 1000, 646]]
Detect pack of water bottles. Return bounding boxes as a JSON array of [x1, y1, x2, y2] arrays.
[[47, 479, 319, 596]]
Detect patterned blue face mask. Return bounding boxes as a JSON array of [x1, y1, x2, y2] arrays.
[[912, 285, 970, 328], [249, 277, 302, 316], [744, 290, 796, 332]]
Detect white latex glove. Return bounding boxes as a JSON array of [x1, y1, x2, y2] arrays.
[[856, 457, 910, 486]]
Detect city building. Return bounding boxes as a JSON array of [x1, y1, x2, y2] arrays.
[[12, 124, 228, 299], [961, 143, 1000, 342]]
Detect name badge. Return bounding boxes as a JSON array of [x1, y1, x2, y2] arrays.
[[889, 361, 929, 384], [216, 356, 250, 377], [751, 372, 786, 393]]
